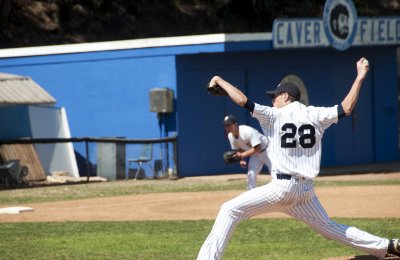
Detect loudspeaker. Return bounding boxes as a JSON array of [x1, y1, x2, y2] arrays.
[[149, 88, 174, 113]]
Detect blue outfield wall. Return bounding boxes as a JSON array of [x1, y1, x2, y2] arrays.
[[372, 51, 399, 162], [0, 38, 271, 176], [0, 106, 32, 139], [176, 47, 399, 176], [0, 38, 398, 177], [0, 42, 234, 140], [0, 53, 177, 139]]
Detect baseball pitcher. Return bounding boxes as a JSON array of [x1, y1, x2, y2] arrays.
[[198, 58, 400, 259]]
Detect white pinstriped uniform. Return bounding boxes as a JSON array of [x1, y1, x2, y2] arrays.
[[228, 125, 270, 190], [197, 101, 389, 260]]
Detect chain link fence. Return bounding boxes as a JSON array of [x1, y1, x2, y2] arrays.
[[0, 136, 178, 185]]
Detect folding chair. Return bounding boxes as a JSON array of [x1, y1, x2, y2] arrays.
[[127, 144, 153, 180]]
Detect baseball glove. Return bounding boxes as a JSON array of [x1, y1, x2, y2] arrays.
[[223, 151, 241, 164], [207, 83, 228, 96]]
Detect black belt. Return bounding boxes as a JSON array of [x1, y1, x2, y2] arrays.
[[276, 173, 292, 180], [259, 148, 266, 153]]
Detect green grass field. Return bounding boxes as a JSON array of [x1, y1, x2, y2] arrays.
[[1, 219, 399, 259], [0, 176, 399, 259]]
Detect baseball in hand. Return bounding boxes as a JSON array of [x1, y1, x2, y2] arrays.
[[363, 59, 369, 66]]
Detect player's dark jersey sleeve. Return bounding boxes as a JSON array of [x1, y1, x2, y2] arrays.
[[243, 99, 255, 112], [337, 104, 346, 120]]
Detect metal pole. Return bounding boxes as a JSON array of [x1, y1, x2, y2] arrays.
[[173, 137, 178, 178], [85, 141, 90, 182]]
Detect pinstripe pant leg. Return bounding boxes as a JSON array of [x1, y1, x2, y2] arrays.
[[197, 181, 286, 260], [247, 156, 263, 190], [286, 189, 389, 259]]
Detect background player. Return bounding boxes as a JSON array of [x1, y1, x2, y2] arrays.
[[197, 58, 400, 259], [222, 114, 270, 190]]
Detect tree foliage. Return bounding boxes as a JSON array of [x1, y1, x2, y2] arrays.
[[0, 0, 398, 48]]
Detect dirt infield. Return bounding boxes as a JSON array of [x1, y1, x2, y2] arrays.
[[1, 172, 399, 260], [0, 172, 399, 222]]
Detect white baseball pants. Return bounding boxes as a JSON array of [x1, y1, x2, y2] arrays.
[[247, 151, 269, 190], [197, 178, 389, 260]]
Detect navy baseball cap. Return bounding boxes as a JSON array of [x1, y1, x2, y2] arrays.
[[222, 115, 237, 125], [266, 82, 301, 101]]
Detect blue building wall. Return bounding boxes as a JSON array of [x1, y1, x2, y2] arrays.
[[0, 53, 177, 139], [176, 47, 398, 176], [0, 106, 31, 139], [0, 39, 398, 177], [0, 42, 241, 140]]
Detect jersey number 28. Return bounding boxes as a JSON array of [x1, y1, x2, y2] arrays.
[[281, 123, 316, 148]]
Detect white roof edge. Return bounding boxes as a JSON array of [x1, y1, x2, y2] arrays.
[[225, 33, 272, 42], [0, 32, 272, 59]]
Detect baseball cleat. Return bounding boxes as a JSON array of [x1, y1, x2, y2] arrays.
[[388, 239, 400, 256]]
